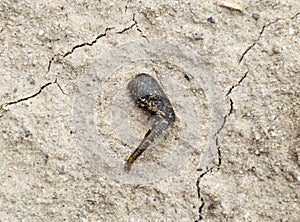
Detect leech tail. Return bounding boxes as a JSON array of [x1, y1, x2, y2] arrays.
[[125, 117, 169, 172]]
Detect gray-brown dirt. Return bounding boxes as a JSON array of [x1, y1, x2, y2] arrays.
[[0, 1, 299, 221]]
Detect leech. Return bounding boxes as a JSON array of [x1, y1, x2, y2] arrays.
[[125, 73, 175, 172]]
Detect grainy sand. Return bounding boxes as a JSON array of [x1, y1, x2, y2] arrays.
[[0, 1, 299, 221]]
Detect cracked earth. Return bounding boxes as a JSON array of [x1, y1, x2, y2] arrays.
[[1, 1, 299, 221]]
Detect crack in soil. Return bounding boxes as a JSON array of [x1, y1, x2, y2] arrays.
[[48, 18, 148, 73], [239, 12, 300, 64], [9, 21, 148, 116], [63, 27, 114, 58], [116, 13, 148, 40], [291, 12, 300, 20], [54, 78, 68, 96], [132, 13, 148, 41], [2, 81, 53, 107], [239, 18, 280, 63], [1, 7, 298, 219], [47, 27, 114, 73], [0, 78, 67, 114], [196, 12, 300, 220], [195, 79, 239, 221], [226, 68, 249, 96], [116, 22, 136, 34]]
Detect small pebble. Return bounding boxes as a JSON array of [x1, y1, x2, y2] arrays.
[[220, 202, 226, 209], [184, 73, 194, 81], [193, 32, 204, 40], [217, 1, 243, 12], [1, 104, 9, 111], [24, 130, 32, 137], [288, 27, 295, 35], [45, 153, 49, 164], [252, 13, 259, 20], [32, 59, 37, 66], [59, 165, 66, 175], [207, 16, 215, 24], [38, 30, 44, 36], [27, 75, 35, 85]]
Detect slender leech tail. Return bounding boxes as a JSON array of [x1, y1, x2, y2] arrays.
[[125, 116, 172, 172]]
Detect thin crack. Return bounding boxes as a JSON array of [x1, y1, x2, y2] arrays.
[[291, 12, 300, 20], [47, 27, 113, 73], [116, 14, 149, 40], [197, 198, 205, 221], [3, 81, 53, 107], [216, 137, 222, 167], [116, 22, 136, 34], [226, 68, 249, 96], [63, 27, 114, 58], [195, 101, 233, 221], [195, 169, 211, 221], [1, 78, 68, 114], [194, 13, 300, 219], [239, 18, 280, 64], [197, 14, 300, 220], [196, 170, 210, 196], [54, 78, 68, 95], [195, 65, 242, 221], [239, 12, 299, 63], [132, 13, 149, 41], [0, 26, 4, 57]]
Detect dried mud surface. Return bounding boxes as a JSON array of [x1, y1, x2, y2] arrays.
[[0, 1, 299, 221]]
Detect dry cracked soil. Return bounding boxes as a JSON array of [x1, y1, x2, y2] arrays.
[[0, 0, 299, 221]]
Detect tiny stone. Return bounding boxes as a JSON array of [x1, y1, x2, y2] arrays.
[[193, 32, 204, 40], [254, 131, 261, 140], [2, 131, 8, 139], [220, 202, 226, 209], [1, 104, 9, 111], [270, 131, 277, 137], [45, 153, 49, 163], [27, 75, 35, 85], [288, 27, 295, 35], [272, 44, 280, 54], [59, 165, 66, 175], [252, 13, 259, 20], [24, 130, 32, 137], [38, 30, 44, 36], [184, 73, 194, 81], [32, 59, 37, 66], [207, 16, 216, 24]]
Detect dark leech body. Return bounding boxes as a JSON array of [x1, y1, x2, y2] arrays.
[[125, 73, 175, 172]]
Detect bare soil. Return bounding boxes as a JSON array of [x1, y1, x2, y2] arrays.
[[0, 1, 299, 221]]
